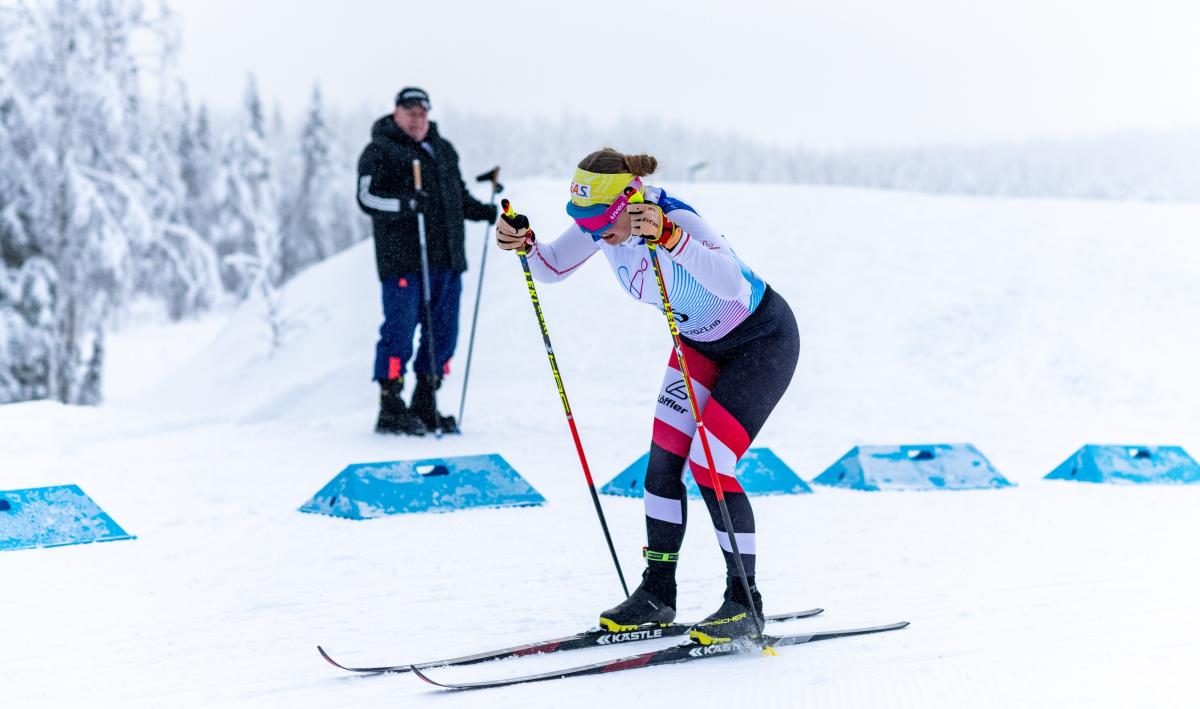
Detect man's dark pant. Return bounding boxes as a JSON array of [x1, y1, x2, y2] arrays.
[[373, 270, 461, 381]]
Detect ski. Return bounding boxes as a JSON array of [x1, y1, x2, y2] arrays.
[[412, 621, 909, 690], [317, 607, 824, 674]]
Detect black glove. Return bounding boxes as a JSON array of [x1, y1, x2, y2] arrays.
[[407, 190, 429, 214], [485, 203, 499, 224]]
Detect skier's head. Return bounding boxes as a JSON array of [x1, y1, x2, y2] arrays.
[[567, 149, 657, 245], [392, 87, 431, 142]]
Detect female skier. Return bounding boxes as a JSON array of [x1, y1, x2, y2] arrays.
[[495, 149, 800, 645]]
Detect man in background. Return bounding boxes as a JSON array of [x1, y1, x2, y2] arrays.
[[357, 87, 497, 435]]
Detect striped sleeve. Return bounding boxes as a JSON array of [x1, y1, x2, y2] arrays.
[[358, 175, 401, 213], [356, 144, 402, 215]]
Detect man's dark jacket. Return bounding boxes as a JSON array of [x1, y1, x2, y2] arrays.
[[356, 116, 495, 279]]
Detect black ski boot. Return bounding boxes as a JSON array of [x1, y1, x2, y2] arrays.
[[688, 576, 764, 646], [599, 567, 677, 631], [411, 374, 458, 434], [374, 378, 427, 436]]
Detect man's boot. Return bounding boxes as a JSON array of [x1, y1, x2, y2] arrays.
[[375, 378, 427, 435], [410, 374, 459, 434]]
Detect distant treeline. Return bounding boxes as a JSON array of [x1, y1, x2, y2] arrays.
[[428, 109, 1200, 202]]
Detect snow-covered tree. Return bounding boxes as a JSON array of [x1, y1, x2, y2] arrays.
[[278, 84, 362, 282], [128, 79, 221, 321], [0, 0, 228, 403], [207, 74, 291, 351], [212, 74, 281, 298], [0, 0, 155, 404], [0, 62, 58, 400], [178, 103, 223, 248]]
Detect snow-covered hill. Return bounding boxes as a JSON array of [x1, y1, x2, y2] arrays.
[[4, 181, 1200, 707]]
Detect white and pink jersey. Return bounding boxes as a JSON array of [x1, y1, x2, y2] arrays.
[[524, 186, 767, 342]]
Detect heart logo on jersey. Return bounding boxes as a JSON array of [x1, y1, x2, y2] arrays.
[[617, 258, 649, 299]]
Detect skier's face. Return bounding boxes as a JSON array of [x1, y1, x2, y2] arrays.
[[393, 104, 429, 142], [599, 210, 632, 245]]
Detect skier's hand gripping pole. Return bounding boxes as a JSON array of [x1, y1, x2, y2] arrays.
[[502, 198, 629, 598], [497, 200, 534, 252]]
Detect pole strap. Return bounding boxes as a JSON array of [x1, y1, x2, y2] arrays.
[[642, 548, 679, 563]]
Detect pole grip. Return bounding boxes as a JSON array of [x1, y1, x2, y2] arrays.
[[500, 199, 531, 231], [476, 166, 504, 194], [412, 159, 422, 191], [475, 166, 500, 183]]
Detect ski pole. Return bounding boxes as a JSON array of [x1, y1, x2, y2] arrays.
[[646, 241, 770, 650], [502, 199, 630, 598], [411, 159, 443, 438], [456, 166, 503, 429]]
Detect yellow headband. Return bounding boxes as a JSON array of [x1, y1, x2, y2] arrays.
[[569, 169, 637, 208]]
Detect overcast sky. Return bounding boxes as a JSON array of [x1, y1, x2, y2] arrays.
[[174, 0, 1200, 150]]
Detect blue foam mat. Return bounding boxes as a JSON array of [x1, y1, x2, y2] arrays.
[[0, 485, 136, 551], [813, 444, 1013, 491], [1045, 445, 1200, 484], [601, 447, 812, 498], [300, 453, 546, 518]]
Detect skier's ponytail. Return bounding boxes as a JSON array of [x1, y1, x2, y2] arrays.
[[579, 148, 658, 177]]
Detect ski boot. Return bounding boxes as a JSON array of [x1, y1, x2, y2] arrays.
[[688, 576, 764, 646], [411, 374, 459, 434], [375, 378, 427, 436], [599, 566, 677, 631]]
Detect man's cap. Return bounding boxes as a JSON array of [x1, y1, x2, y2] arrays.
[[395, 87, 431, 110]]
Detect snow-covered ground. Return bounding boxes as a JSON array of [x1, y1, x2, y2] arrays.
[[4, 180, 1200, 708]]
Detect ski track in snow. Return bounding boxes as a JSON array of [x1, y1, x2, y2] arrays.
[[3, 181, 1200, 707]]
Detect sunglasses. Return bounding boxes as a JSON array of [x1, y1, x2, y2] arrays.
[[570, 177, 644, 240], [397, 98, 431, 111]]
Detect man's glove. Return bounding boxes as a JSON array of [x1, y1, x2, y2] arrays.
[[629, 203, 682, 250], [485, 203, 499, 224], [496, 204, 534, 251], [407, 190, 429, 214]]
